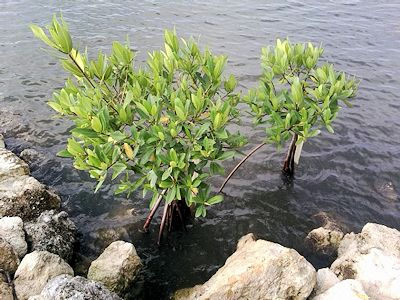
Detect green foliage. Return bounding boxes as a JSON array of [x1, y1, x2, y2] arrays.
[[245, 38, 358, 147], [31, 15, 246, 217]]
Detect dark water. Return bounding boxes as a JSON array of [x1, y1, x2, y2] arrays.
[[1, 0, 400, 298]]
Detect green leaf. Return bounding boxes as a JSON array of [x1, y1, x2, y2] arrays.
[[216, 151, 235, 161], [56, 149, 73, 158], [210, 162, 225, 175], [91, 117, 102, 133], [161, 167, 172, 181], [112, 162, 127, 180], [165, 187, 176, 204], [205, 195, 223, 205]]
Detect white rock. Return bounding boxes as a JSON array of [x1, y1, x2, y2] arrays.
[[0, 175, 60, 221], [14, 251, 74, 300], [87, 241, 142, 296], [331, 223, 400, 300], [337, 223, 400, 259], [312, 279, 368, 300], [312, 268, 340, 297], [0, 216, 27, 257], [175, 235, 316, 300], [0, 148, 29, 181]]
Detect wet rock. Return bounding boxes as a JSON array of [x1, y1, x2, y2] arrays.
[[14, 250, 74, 300], [331, 223, 400, 300], [30, 274, 121, 300], [306, 212, 344, 255], [25, 210, 76, 261], [0, 148, 29, 180], [20, 148, 44, 167], [311, 268, 340, 297], [306, 227, 344, 255], [87, 241, 142, 297], [312, 279, 368, 300], [175, 235, 316, 300], [0, 277, 13, 300], [0, 175, 60, 221], [0, 216, 27, 257], [0, 237, 19, 273], [374, 180, 398, 202]]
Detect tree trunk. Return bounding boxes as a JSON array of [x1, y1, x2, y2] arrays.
[[142, 197, 191, 245], [282, 133, 298, 176]]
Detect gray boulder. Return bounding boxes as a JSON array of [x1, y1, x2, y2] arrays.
[[0, 237, 19, 273], [174, 233, 316, 300], [0, 216, 27, 257], [0, 175, 60, 221], [331, 223, 400, 300], [25, 210, 76, 261], [30, 274, 121, 300], [14, 250, 74, 300], [87, 241, 142, 297]]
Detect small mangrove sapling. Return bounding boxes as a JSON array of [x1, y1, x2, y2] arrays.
[[220, 39, 357, 191], [30, 16, 246, 243]]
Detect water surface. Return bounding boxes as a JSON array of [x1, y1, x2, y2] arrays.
[[1, 1, 400, 298]]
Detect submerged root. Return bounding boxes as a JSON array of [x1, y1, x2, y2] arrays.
[[142, 198, 191, 245]]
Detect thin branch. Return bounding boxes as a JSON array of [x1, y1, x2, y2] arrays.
[[218, 142, 266, 193], [157, 201, 169, 245], [68, 53, 95, 88], [143, 190, 166, 232]]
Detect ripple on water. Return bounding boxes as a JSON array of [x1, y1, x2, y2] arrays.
[[1, 1, 400, 298]]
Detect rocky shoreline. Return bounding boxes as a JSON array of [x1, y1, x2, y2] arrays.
[[1, 134, 400, 300], [0, 136, 142, 299]]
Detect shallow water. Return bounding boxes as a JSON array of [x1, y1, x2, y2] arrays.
[[1, 0, 400, 298]]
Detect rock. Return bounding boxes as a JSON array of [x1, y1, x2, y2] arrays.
[[25, 210, 76, 261], [0, 175, 60, 221], [337, 223, 400, 259], [20, 149, 44, 167], [0, 277, 13, 300], [32, 274, 121, 300], [175, 235, 316, 300], [0, 134, 5, 149], [306, 212, 345, 255], [0, 216, 27, 257], [332, 248, 400, 300], [331, 223, 400, 300], [0, 148, 29, 181], [312, 279, 368, 300], [14, 250, 74, 300], [236, 232, 256, 250], [0, 237, 19, 273], [87, 241, 142, 297], [311, 268, 340, 297], [306, 227, 344, 255]]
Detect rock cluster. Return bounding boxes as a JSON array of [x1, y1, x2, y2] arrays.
[[310, 222, 400, 299], [0, 144, 142, 299]]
